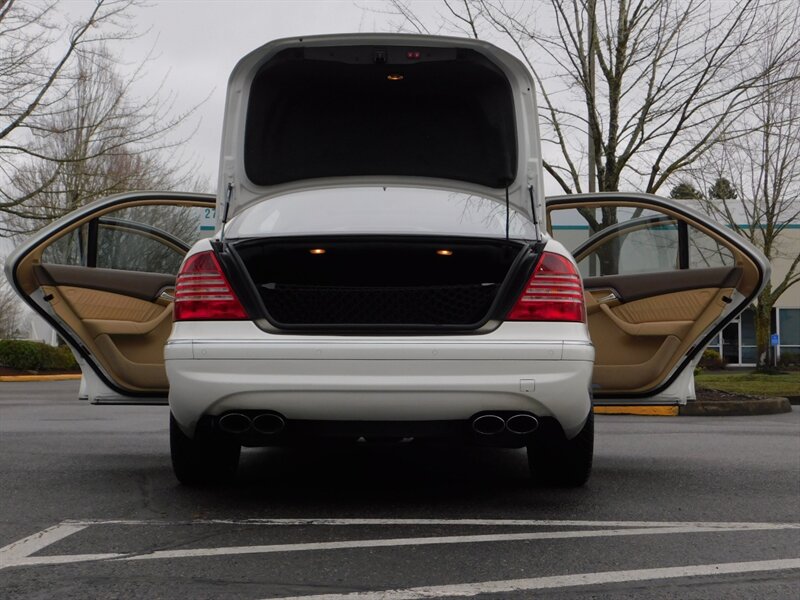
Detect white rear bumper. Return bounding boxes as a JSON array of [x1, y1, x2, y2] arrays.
[[165, 322, 594, 438]]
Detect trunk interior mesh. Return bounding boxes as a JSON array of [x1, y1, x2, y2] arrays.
[[260, 282, 498, 325]]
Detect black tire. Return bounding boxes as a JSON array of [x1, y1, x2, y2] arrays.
[[527, 411, 593, 487], [170, 413, 240, 485]]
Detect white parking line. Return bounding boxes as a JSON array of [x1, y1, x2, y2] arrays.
[[267, 558, 800, 600], [1, 519, 798, 570], [0, 523, 125, 570], [121, 524, 796, 562]]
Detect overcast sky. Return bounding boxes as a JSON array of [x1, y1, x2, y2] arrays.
[[73, 1, 554, 194], [114, 0, 395, 188]]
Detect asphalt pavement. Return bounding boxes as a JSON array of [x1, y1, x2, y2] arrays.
[[1, 381, 798, 599]]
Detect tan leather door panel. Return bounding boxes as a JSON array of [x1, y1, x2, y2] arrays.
[[36, 264, 175, 301], [583, 267, 742, 302], [587, 271, 740, 393], [36, 268, 174, 392]]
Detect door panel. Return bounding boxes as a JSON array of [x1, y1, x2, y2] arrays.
[[36, 274, 173, 391], [35, 264, 175, 303], [586, 281, 736, 392], [5, 192, 215, 401], [546, 193, 769, 400], [583, 266, 742, 303]]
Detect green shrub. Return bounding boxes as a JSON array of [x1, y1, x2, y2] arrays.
[[699, 348, 725, 370], [0, 340, 79, 372]]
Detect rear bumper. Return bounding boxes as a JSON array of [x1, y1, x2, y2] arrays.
[[165, 321, 594, 439]]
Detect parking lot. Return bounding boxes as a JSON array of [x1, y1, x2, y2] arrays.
[[1, 381, 798, 599]]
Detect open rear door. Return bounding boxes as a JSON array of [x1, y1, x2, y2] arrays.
[[546, 193, 769, 404], [5, 192, 215, 404]]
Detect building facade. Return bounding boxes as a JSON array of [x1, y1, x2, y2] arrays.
[[705, 226, 799, 366]]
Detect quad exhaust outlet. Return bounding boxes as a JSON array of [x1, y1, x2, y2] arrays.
[[505, 414, 539, 435], [218, 412, 286, 435], [471, 413, 539, 435], [218, 412, 252, 434], [252, 413, 285, 435]]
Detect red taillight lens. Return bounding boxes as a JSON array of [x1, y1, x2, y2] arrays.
[[174, 251, 247, 321], [506, 252, 586, 322]]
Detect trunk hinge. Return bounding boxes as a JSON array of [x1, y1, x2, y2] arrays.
[[219, 182, 233, 243], [504, 186, 510, 240], [528, 185, 542, 241]]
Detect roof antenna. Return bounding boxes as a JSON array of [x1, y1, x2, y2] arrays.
[[219, 182, 233, 243], [528, 185, 541, 240], [505, 186, 510, 240]]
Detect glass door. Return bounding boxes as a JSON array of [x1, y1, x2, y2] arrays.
[[721, 318, 741, 365]]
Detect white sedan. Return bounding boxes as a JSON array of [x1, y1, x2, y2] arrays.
[[5, 34, 768, 487]]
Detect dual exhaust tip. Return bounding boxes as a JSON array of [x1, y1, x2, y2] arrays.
[[472, 413, 539, 436], [218, 412, 285, 435]]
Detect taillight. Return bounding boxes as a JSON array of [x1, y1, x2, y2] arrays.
[[174, 251, 247, 321], [506, 252, 585, 322]]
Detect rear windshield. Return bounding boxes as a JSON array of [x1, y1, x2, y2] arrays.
[[244, 46, 517, 189], [224, 187, 537, 239]]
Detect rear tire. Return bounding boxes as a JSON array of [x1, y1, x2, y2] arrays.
[[170, 413, 240, 485], [527, 411, 593, 487]]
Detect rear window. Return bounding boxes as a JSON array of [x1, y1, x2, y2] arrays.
[[224, 187, 538, 239], [244, 46, 517, 189]]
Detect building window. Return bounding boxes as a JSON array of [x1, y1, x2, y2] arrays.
[[778, 308, 800, 365], [702, 306, 800, 367], [740, 308, 757, 365]]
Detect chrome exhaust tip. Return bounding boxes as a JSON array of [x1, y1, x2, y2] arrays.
[[505, 414, 539, 435], [472, 414, 506, 435], [218, 413, 252, 434], [252, 413, 286, 435]]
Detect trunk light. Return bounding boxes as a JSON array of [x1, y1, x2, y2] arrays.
[[436, 249, 453, 256], [506, 252, 586, 322], [387, 74, 404, 81], [174, 251, 247, 321], [309, 248, 326, 255]]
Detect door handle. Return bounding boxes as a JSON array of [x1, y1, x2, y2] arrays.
[[596, 292, 618, 304]]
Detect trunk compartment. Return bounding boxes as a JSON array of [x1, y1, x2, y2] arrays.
[[228, 237, 532, 331]]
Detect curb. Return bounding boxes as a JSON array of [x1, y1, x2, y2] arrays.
[[0, 374, 82, 382], [679, 397, 792, 416], [594, 406, 678, 416], [595, 397, 794, 417]]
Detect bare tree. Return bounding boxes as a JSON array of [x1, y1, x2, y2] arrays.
[[682, 61, 800, 370], [2, 47, 207, 237], [378, 0, 799, 194], [375, 0, 799, 275], [0, 0, 204, 231], [0, 259, 23, 338]]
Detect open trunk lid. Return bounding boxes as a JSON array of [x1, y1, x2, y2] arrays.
[[217, 34, 545, 230]]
